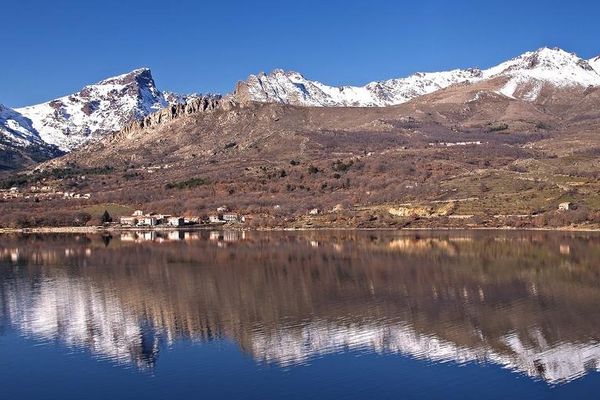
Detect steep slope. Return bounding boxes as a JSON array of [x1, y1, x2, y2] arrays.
[[237, 48, 600, 107], [0, 104, 63, 171], [15, 68, 180, 151]]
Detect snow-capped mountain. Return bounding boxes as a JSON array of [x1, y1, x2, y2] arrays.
[[3, 46, 599, 164], [483, 47, 600, 100], [0, 104, 63, 170], [236, 68, 484, 107], [15, 68, 186, 151], [238, 48, 600, 106]]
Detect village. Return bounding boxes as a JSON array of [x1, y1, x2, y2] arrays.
[[118, 206, 245, 228]]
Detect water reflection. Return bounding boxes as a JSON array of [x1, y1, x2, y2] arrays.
[[1, 230, 600, 384]]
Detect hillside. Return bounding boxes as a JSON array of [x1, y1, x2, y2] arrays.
[[3, 73, 600, 229], [2, 46, 600, 229]]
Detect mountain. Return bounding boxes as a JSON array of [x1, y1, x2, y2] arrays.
[[483, 47, 600, 101], [235, 68, 484, 107], [14, 42, 600, 229], [237, 48, 600, 107], [0, 104, 62, 171], [15, 68, 185, 151], [6, 47, 597, 157]]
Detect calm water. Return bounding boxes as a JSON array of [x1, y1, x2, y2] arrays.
[[1, 230, 600, 399]]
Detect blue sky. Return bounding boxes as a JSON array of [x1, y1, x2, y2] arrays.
[[2, 0, 600, 107]]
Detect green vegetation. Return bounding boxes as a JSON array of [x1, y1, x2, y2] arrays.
[[165, 177, 210, 190], [487, 123, 509, 132], [80, 203, 134, 218]]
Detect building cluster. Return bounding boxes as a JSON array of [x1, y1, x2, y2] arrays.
[[0, 186, 92, 201], [119, 206, 245, 227], [208, 206, 245, 224], [120, 210, 185, 227]]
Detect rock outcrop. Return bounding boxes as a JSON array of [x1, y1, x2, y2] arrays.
[[120, 95, 223, 135]]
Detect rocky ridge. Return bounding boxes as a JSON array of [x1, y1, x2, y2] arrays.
[[120, 95, 223, 135], [236, 47, 600, 107]]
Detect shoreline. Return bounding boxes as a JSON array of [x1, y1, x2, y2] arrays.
[[1, 225, 600, 234]]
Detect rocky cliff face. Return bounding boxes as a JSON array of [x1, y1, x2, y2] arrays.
[[120, 95, 223, 135]]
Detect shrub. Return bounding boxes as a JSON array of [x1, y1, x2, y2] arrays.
[[101, 210, 112, 224], [487, 123, 509, 132], [165, 177, 210, 190], [308, 165, 320, 174]]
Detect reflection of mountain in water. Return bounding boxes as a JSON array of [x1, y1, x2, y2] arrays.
[[1, 231, 600, 384], [250, 320, 600, 384], [3, 275, 161, 368]]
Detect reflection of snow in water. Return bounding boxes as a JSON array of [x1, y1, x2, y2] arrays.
[[2, 275, 600, 384], [249, 320, 600, 384], [3, 276, 159, 368]]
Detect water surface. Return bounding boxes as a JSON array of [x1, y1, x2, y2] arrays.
[[1, 230, 600, 399]]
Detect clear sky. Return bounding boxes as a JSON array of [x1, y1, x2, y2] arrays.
[[2, 0, 600, 107]]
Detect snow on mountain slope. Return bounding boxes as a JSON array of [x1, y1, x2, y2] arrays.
[[239, 48, 600, 106], [0, 104, 63, 170], [483, 47, 600, 100], [15, 68, 175, 151], [238, 68, 483, 107], [0, 104, 43, 147]]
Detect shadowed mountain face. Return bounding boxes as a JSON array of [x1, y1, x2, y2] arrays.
[[0, 104, 63, 171], [1, 231, 600, 384]]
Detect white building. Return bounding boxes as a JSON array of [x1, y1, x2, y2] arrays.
[[167, 217, 185, 227], [558, 202, 575, 211]]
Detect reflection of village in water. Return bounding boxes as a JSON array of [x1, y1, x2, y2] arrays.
[[1, 231, 600, 384], [119, 229, 246, 244]]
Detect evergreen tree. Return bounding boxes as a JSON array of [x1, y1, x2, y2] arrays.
[[101, 210, 112, 224]]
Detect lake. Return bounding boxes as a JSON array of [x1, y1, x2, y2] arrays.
[[1, 230, 600, 399]]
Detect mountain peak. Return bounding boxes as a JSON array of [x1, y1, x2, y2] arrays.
[[487, 47, 587, 74], [97, 67, 154, 86], [16, 68, 168, 151], [480, 47, 600, 99]]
